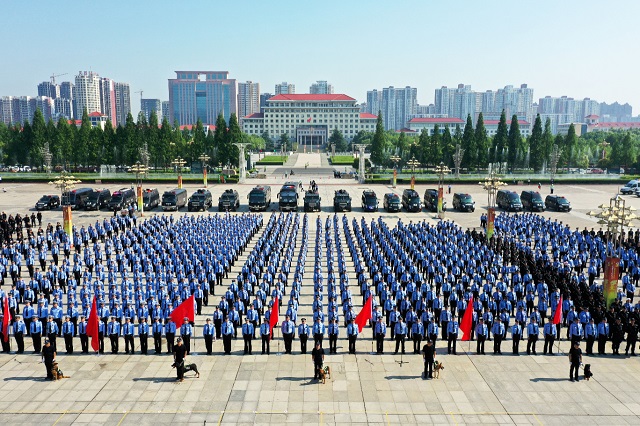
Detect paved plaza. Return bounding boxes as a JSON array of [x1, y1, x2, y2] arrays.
[[1, 173, 640, 425]]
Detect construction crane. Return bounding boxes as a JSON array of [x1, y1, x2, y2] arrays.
[[134, 90, 144, 108], [50, 73, 68, 84]]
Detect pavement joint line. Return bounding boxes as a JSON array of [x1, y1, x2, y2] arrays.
[[116, 411, 128, 426], [0, 410, 557, 416], [51, 410, 67, 425], [450, 411, 459, 425], [533, 412, 544, 426], [216, 410, 224, 426]]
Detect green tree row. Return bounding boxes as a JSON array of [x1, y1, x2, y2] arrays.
[[0, 109, 267, 170]]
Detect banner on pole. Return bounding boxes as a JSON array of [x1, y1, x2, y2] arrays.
[[487, 207, 495, 241], [603, 256, 620, 308]]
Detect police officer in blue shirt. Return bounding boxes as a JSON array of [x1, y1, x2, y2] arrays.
[[313, 318, 325, 347], [394, 317, 407, 354], [447, 319, 459, 355], [138, 317, 149, 355], [123, 316, 135, 354], [152, 317, 164, 354], [203, 318, 215, 355], [108, 316, 120, 354], [427, 318, 439, 350], [597, 318, 609, 355], [375, 317, 386, 354], [543, 321, 557, 355], [412, 319, 424, 354], [260, 317, 271, 354], [511, 322, 522, 355], [281, 315, 295, 354], [46, 315, 59, 353], [527, 318, 539, 355], [30, 314, 43, 353], [242, 318, 254, 355], [222, 317, 234, 355], [165, 317, 177, 354], [476, 318, 488, 355], [180, 317, 193, 354], [492, 320, 505, 354], [62, 315, 75, 354], [328, 318, 339, 354], [347, 318, 359, 354]]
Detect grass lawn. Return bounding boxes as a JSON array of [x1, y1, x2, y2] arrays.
[[256, 155, 287, 165], [330, 155, 355, 165]]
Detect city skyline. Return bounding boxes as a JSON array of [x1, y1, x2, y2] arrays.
[[1, 1, 638, 119]]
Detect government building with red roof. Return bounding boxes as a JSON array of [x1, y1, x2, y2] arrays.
[[242, 94, 377, 147]]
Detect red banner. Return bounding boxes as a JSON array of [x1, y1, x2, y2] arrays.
[[63, 205, 72, 235], [486, 207, 495, 240], [603, 257, 620, 308]]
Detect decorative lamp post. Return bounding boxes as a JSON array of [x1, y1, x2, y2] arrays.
[[453, 143, 465, 179], [130, 161, 149, 216], [171, 156, 186, 189], [42, 142, 53, 175], [198, 153, 210, 188], [233, 143, 250, 184], [549, 145, 563, 184], [407, 156, 421, 190], [588, 196, 638, 307], [49, 171, 81, 235], [390, 155, 401, 189], [354, 144, 367, 184], [435, 161, 451, 219], [479, 170, 505, 241]]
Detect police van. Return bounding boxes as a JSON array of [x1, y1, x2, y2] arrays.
[[248, 186, 271, 211], [162, 188, 188, 211]]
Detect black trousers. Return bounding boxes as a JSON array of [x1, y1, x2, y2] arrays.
[[424, 359, 433, 378], [166, 333, 175, 354], [570, 362, 579, 380], [214, 320, 222, 339], [348, 335, 357, 353], [15, 332, 24, 353], [527, 336, 538, 354], [204, 335, 213, 354], [314, 333, 323, 347], [80, 334, 88, 353], [283, 333, 293, 353], [477, 335, 486, 354], [412, 334, 422, 354], [429, 334, 437, 350], [300, 335, 308, 354], [243, 335, 252, 354], [223, 334, 232, 354], [64, 333, 74, 354], [154, 333, 162, 353], [139, 334, 148, 354], [544, 335, 555, 354], [124, 335, 134, 353], [493, 335, 503, 353], [182, 335, 191, 354], [395, 334, 405, 353], [32, 333, 42, 353], [196, 298, 202, 315], [98, 332, 104, 353], [262, 335, 270, 354], [376, 333, 384, 353], [597, 336, 607, 354], [447, 333, 457, 354], [45, 361, 53, 379], [586, 336, 595, 354], [110, 334, 119, 353], [314, 362, 323, 379], [513, 335, 521, 354], [329, 334, 337, 354]]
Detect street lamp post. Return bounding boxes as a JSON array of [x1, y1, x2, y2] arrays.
[[479, 170, 505, 241], [588, 196, 638, 307], [49, 171, 81, 235], [390, 155, 401, 188], [198, 153, 210, 188], [130, 161, 149, 216], [435, 161, 451, 219], [407, 156, 420, 190], [171, 156, 186, 189], [42, 142, 53, 176]]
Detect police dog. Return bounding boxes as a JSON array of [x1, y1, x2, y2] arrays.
[[583, 364, 593, 381], [51, 362, 70, 380], [319, 365, 331, 384], [172, 361, 200, 378], [434, 360, 445, 379]]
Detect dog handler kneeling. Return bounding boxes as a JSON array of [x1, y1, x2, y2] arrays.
[[42, 339, 56, 380]]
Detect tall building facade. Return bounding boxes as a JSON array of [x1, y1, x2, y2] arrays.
[[365, 89, 382, 115], [37, 82, 60, 99], [237, 81, 260, 119], [274, 82, 295, 95], [114, 82, 131, 126], [259, 93, 272, 113], [380, 86, 417, 131], [74, 71, 101, 119], [60, 82, 75, 119], [99, 77, 117, 126], [141, 99, 162, 122], [600, 102, 632, 122], [168, 71, 237, 125], [161, 101, 170, 122], [309, 80, 334, 94], [0, 96, 54, 125]]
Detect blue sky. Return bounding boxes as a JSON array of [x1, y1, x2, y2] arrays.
[[2, 0, 638, 117]]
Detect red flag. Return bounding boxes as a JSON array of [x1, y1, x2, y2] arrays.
[[354, 296, 373, 333], [86, 295, 100, 351], [170, 294, 195, 324], [460, 299, 474, 341], [2, 296, 11, 343], [307, 116, 312, 122], [269, 297, 279, 340], [553, 295, 563, 325]]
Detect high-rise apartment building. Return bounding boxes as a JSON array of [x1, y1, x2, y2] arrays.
[[74, 71, 101, 119], [365, 89, 382, 115], [37, 82, 60, 99], [0, 96, 54, 125], [161, 101, 170, 122], [237, 81, 260, 119], [309, 80, 334, 94], [60, 81, 75, 119], [275, 82, 295, 95], [259, 93, 272, 113], [141, 99, 162, 122], [114, 82, 131, 126], [168, 71, 237, 125], [54, 97, 74, 120], [434, 86, 456, 117], [452, 84, 476, 121], [99, 77, 117, 126], [600, 102, 632, 122], [374, 86, 417, 131]]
